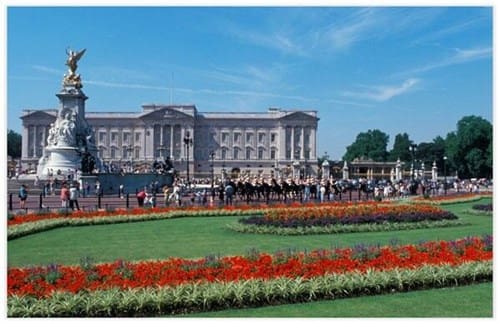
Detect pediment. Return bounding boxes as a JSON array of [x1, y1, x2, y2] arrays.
[[139, 107, 194, 121], [20, 110, 57, 121], [279, 111, 318, 122]]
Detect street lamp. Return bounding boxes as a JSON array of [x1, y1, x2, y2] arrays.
[[183, 131, 193, 183], [210, 151, 215, 191], [157, 145, 165, 160], [126, 144, 134, 173], [443, 156, 448, 195]]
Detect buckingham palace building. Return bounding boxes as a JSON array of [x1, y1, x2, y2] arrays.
[[20, 104, 319, 179]]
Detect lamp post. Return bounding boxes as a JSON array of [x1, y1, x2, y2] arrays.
[[126, 144, 134, 173], [210, 151, 215, 191], [157, 145, 165, 160], [443, 156, 448, 196], [183, 131, 193, 184]]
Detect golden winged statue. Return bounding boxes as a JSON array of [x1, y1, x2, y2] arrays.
[[63, 48, 86, 89]]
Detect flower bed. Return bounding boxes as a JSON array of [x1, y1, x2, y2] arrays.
[[412, 192, 492, 205], [466, 203, 493, 216], [472, 203, 493, 212], [8, 201, 392, 240], [7, 236, 492, 316], [232, 204, 461, 235]]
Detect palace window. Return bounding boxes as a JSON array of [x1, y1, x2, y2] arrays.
[[246, 147, 252, 160], [234, 133, 241, 143], [99, 132, 106, 144], [258, 147, 264, 159], [123, 132, 130, 144], [246, 133, 253, 144], [258, 133, 265, 143], [233, 147, 239, 160], [271, 133, 276, 143]]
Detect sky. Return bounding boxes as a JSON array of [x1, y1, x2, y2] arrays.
[[5, 4, 493, 161]]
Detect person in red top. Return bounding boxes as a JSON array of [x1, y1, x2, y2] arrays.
[[60, 184, 70, 208], [137, 189, 146, 207]]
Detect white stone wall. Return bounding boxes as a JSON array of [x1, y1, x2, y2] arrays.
[[21, 106, 318, 177]]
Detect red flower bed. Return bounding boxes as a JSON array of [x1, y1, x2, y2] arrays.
[[8, 236, 492, 298], [7, 201, 380, 227], [413, 192, 492, 203], [241, 203, 457, 227]]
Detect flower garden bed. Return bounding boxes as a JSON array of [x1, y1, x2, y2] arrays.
[[412, 192, 492, 205], [7, 205, 269, 240], [466, 203, 493, 216], [7, 236, 492, 317], [230, 204, 463, 235]]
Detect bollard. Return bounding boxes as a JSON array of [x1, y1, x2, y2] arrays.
[[126, 193, 130, 209], [39, 193, 43, 210], [9, 193, 13, 211], [98, 193, 102, 209], [152, 192, 157, 208]]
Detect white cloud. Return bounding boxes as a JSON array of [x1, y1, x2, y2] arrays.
[[399, 46, 491, 75], [31, 65, 60, 75], [342, 78, 420, 102]]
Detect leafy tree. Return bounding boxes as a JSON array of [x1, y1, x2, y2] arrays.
[[388, 133, 412, 162], [343, 129, 389, 162], [445, 115, 492, 178], [7, 129, 22, 158]]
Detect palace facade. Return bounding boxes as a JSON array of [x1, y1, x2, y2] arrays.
[[20, 105, 319, 179]]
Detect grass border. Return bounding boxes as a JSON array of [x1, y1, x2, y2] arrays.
[[7, 261, 492, 317], [227, 219, 467, 235]]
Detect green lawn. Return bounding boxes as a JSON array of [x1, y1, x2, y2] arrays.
[[183, 282, 493, 317], [7, 198, 493, 317], [8, 198, 492, 267]]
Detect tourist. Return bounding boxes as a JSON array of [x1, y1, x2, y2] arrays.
[[69, 183, 80, 211], [18, 184, 28, 209], [224, 181, 234, 205], [163, 185, 170, 206], [137, 189, 146, 207], [60, 184, 70, 208]]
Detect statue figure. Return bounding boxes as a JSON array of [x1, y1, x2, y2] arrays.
[[47, 122, 59, 146], [63, 48, 86, 89], [58, 111, 77, 145]]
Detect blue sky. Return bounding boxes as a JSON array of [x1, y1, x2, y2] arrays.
[[6, 6, 493, 160]]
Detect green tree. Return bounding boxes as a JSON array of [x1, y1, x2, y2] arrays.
[[343, 129, 389, 162], [7, 129, 22, 158], [446, 116, 492, 179], [388, 133, 412, 162]]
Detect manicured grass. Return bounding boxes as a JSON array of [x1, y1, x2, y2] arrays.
[[7, 198, 493, 317], [182, 282, 493, 317], [7, 198, 492, 268]]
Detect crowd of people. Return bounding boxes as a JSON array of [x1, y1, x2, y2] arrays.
[[16, 171, 490, 211]]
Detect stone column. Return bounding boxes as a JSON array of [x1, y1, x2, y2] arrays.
[[32, 125, 37, 157], [322, 159, 330, 180], [279, 126, 286, 160], [342, 161, 349, 180], [311, 128, 317, 160], [22, 125, 29, 159], [396, 158, 401, 181], [432, 161, 438, 181], [301, 127, 305, 159], [170, 125, 174, 158]]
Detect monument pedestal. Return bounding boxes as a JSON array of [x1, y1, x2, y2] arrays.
[[37, 87, 100, 179]]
